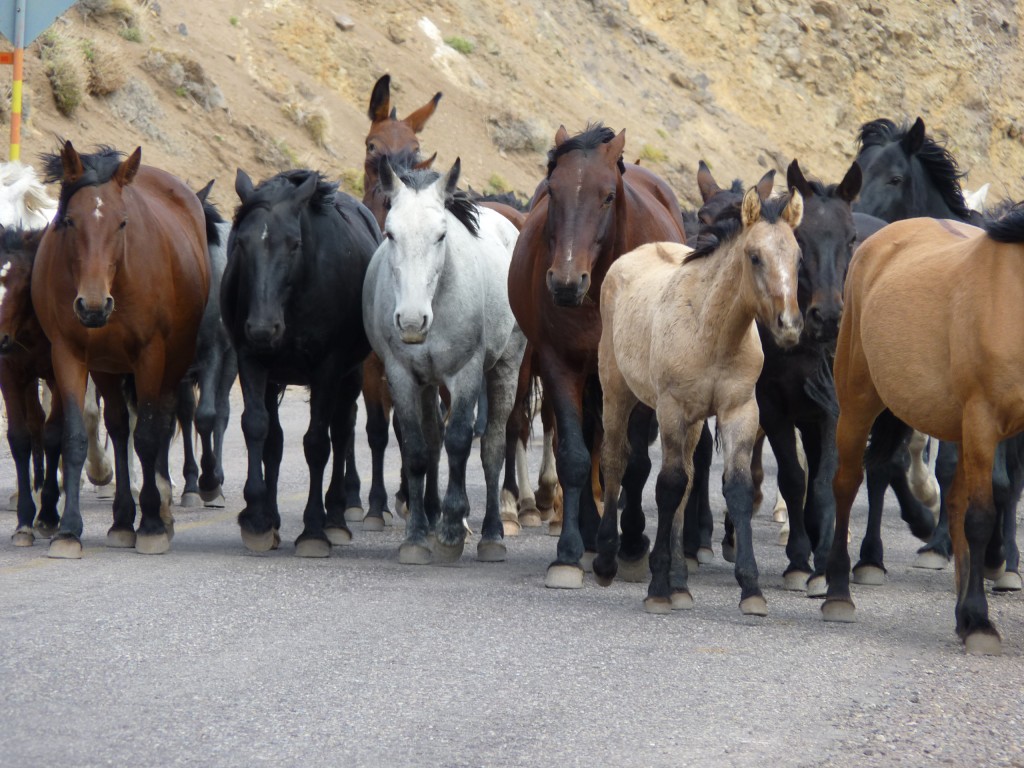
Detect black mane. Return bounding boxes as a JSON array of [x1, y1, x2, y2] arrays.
[[857, 118, 972, 220], [40, 144, 125, 222], [389, 162, 480, 238], [546, 122, 626, 178], [202, 198, 226, 248], [683, 194, 791, 264], [984, 202, 1024, 243], [233, 170, 337, 227], [0, 225, 45, 261]]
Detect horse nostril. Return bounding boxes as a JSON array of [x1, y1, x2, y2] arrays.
[[807, 306, 823, 324], [103, 297, 114, 315], [419, 315, 428, 332], [74, 297, 87, 315]]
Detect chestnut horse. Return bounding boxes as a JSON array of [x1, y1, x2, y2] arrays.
[[508, 123, 688, 589], [597, 188, 804, 614], [33, 143, 210, 557], [824, 209, 1024, 654]]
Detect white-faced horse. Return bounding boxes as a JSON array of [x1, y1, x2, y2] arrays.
[[363, 157, 526, 564]]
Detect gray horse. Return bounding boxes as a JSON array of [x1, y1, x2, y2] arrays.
[[363, 157, 526, 564]]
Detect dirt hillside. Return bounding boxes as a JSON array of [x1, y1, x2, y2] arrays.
[[6, 0, 1024, 213]]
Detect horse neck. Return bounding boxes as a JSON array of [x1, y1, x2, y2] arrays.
[[692, 237, 758, 354]]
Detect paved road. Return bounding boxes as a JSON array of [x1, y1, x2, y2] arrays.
[[1, 386, 1022, 767]]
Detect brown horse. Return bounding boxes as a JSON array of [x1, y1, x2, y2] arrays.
[[597, 188, 804, 613], [824, 210, 1024, 654], [32, 142, 209, 558], [508, 123, 688, 589]]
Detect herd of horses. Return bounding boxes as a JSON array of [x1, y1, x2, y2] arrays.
[[1, 73, 1022, 656]]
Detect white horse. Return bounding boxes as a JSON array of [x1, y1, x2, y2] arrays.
[[363, 157, 527, 564]]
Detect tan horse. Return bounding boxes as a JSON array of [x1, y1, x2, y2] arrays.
[[824, 212, 1024, 655], [596, 187, 803, 614]]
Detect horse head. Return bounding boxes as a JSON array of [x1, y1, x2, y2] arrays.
[[47, 141, 140, 329], [363, 74, 441, 229], [232, 168, 321, 351], [696, 161, 775, 226], [0, 226, 43, 353], [739, 186, 804, 348], [379, 156, 469, 344], [788, 159, 861, 343]]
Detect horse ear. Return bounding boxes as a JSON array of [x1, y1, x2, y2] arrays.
[[837, 161, 862, 203], [235, 168, 255, 203], [60, 140, 84, 180], [414, 152, 437, 171], [293, 172, 319, 209], [741, 187, 761, 228], [441, 157, 462, 197], [368, 74, 391, 123], [755, 169, 776, 202], [902, 117, 926, 155], [402, 92, 442, 133], [379, 157, 399, 198], [114, 147, 142, 187], [554, 125, 569, 147], [783, 188, 804, 229], [607, 129, 626, 165], [195, 179, 215, 204], [697, 160, 721, 202], [786, 159, 813, 199]]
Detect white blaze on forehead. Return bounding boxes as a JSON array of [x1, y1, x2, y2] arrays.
[[93, 196, 103, 220], [261, 224, 269, 242], [0, 263, 9, 309], [565, 165, 584, 265]]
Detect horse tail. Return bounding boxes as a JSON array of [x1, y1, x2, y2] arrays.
[[864, 409, 913, 469]]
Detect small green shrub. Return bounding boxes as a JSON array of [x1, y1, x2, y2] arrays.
[[639, 144, 667, 163], [119, 26, 142, 43], [444, 36, 474, 55]]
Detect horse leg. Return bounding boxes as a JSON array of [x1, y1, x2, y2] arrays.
[[292, 370, 342, 559], [390, 375, 433, 564], [578, 374, 603, 569], [501, 355, 530, 532], [855, 460, 889, 584], [91, 373, 138, 548], [131, 375, 177, 556], [952, 410, 1001, 654], [340, 400, 363, 521], [4, 365, 39, 546], [908, 430, 940, 514], [914, 440, 956, 569], [47, 347, 89, 559], [536, 391, 561, 529], [432, 370, 479, 563], [991, 437, 1022, 592], [801, 420, 836, 598], [196, 341, 232, 507], [37, 382, 63, 539], [324, 369, 363, 547], [766, 420, 813, 592], [751, 428, 766, 513], [176, 379, 201, 507], [363, 396, 391, 529], [84, 375, 113, 487], [25, 379, 45, 506], [236, 358, 280, 552], [616, 403, 654, 580], [983, 440, 1009, 581]]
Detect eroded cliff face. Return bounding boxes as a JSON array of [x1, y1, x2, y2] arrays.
[[16, 0, 1024, 209]]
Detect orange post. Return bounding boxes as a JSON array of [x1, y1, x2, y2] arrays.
[[9, 0, 25, 161]]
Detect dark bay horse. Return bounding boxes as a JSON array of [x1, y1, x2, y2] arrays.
[[222, 169, 379, 556], [33, 142, 210, 557], [0, 227, 62, 545], [825, 209, 1024, 654], [508, 123, 688, 589]]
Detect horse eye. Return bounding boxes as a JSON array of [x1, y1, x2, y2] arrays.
[[436, 233, 446, 244], [366, 142, 377, 155], [63, 216, 74, 228], [385, 231, 394, 241], [888, 175, 903, 186], [119, 220, 127, 230], [749, 252, 762, 266], [603, 192, 615, 205]]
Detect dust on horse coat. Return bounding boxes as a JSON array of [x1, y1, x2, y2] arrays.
[[363, 158, 526, 564]]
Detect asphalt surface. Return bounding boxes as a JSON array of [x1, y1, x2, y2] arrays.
[[1, 386, 1022, 768]]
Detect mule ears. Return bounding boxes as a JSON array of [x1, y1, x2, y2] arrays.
[[554, 125, 569, 147], [60, 140, 85, 181], [697, 160, 722, 202], [902, 117, 926, 155], [782, 189, 804, 229], [195, 178, 215, 205], [441, 157, 462, 197], [786, 159, 813, 200], [235, 168, 255, 204], [403, 91, 443, 133], [113, 147, 142, 187], [755, 169, 776, 202], [368, 74, 392, 122], [836, 161, 862, 203], [741, 187, 761, 227]]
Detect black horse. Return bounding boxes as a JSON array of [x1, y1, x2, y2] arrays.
[[851, 116, 1019, 591], [222, 169, 380, 556]]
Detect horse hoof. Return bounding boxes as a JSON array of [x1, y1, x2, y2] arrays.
[[295, 538, 331, 558], [86, 466, 114, 487], [580, 551, 596, 573], [518, 509, 543, 528], [777, 528, 789, 546], [396, 498, 409, 520], [547, 521, 562, 537], [382, 510, 394, 526], [696, 546, 714, 565], [12, 527, 34, 547], [179, 492, 202, 508], [241, 529, 278, 553], [722, 543, 736, 563], [853, 565, 886, 586], [772, 504, 788, 524], [806, 575, 827, 598], [993, 571, 1022, 592], [545, 563, 584, 589], [199, 485, 224, 502], [48, 535, 83, 559], [502, 518, 521, 537], [913, 550, 949, 570], [964, 632, 1002, 656], [344, 506, 364, 523], [537, 505, 554, 523], [361, 515, 385, 533], [643, 596, 672, 615], [106, 528, 137, 548], [33, 522, 57, 539], [740, 595, 768, 616], [783, 571, 811, 592], [617, 553, 649, 583], [398, 542, 432, 565], [477, 540, 506, 562], [136, 533, 170, 555], [984, 562, 1007, 581], [325, 526, 353, 546], [202, 494, 227, 509], [433, 537, 465, 564], [821, 598, 856, 623], [671, 590, 694, 610]]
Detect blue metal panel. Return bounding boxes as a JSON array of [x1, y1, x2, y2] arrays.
[[0, 0, 77, 46]]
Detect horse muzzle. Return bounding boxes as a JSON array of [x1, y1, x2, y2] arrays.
[[771, 311, 804, 349], [74, 296, 114, 329], [546, 272, 591, 308], [805, 305, 842, 343], [245, 320, 284, 350], [395, 311, 431, 344]]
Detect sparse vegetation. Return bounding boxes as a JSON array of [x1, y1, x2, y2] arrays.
[[486, 173, 510, 195], [230, 16, 240, 27], [82, 38, 126, 96], [119, 26, 143, 43], [142, 50, 225, 110], [488, 112, 547, 154], [284, 100, 331, 147], [338, 168, 364, 197], [38, 30, 84, 117], [444, 36, 475, 55], [639, 144, 667, 163]]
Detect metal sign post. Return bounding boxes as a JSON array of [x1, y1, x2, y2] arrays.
[[9, 0, 23, 160]]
